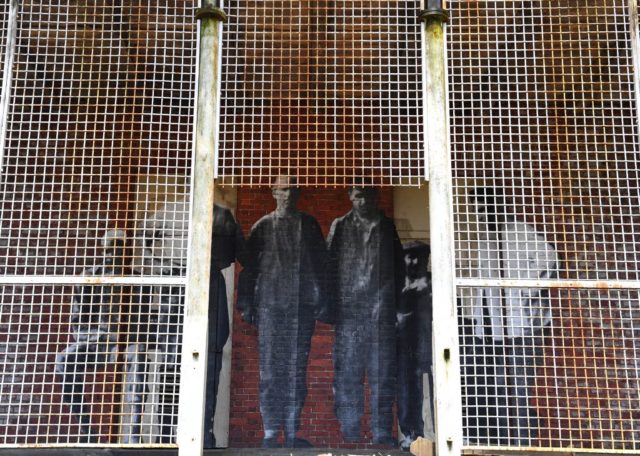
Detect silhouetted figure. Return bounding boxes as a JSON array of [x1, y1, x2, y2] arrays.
[[465, 187, 558, 446], [237, 176, 327, 448], [204, 204, 244, 448], [328, 186, 404, 446], [397, 241, 434, 450]]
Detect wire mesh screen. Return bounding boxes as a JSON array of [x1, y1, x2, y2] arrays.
[[1, 284, 185, 445], [458, 288, 639, 450], [219, 0, 424, 186], [0, 1, 196, 446], [450, 0, 640, 452]]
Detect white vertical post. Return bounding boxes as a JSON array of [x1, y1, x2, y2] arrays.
[[0, 0, 19, 178], [421, 1, 464, 455], [177, 1, 226, 455]]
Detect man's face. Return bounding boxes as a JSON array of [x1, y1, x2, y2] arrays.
[[404, 251, 427, 280], [472, 197, 499, 231], [349, 189, 376, 217], [472, 198, 489, 223], [104, 242, 126, 269], [272, 186, 299, 210]]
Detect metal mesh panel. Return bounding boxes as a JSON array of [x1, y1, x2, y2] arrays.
[[0, 284, 185, 445], [458, 288, 640, 451], [0, 1, 196, 446], [219, 0, 424, 186], [450, 0, 640, 283], [1, 2, 196, 277], [450, 0, 640, 452]]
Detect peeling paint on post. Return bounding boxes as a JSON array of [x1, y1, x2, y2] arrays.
[[420, 1, 464, 455], [0, 0, 19, 178], [177, 1, 225, 455]]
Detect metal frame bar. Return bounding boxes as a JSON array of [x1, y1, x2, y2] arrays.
[[422, 1, 463, 455], [457, 278, 640, 290], [0, 0, 18, 177], [0, 276, 186, 285], [176, 1, 225, 454]]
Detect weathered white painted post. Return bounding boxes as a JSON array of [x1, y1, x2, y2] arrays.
[[421, 1, 464, 455], [0, 0, 19, 178], [177, 1, 226, 454]]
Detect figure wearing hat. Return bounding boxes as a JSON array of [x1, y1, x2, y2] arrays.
[[327, 185, 404, 446], [396, 241, 434, 450], [237, 176, 328, 448], [55, 229, 128, 442]]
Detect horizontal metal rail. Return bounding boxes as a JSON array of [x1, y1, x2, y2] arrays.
[[0, 275, 186, 285], [462, 448, 640, 455], [456, 278, 640, 290]]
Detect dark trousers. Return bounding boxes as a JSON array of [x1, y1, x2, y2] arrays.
[[204, 351, 224, 447], [258, 314, 314, 437], [460, 330, 543, 446], [55, 344, 113, 442], [333, 321, 396, 441], [204, 271, 230, 448], [397, 352, 433, 440]]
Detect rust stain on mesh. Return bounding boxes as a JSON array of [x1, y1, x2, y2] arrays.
[[219, 0, 424, 187]]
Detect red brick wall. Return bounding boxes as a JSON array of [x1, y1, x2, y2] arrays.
[[230, 186, 395, 448]]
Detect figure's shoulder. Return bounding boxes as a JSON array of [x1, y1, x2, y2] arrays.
[[250, 212, 275, 232], [214, 203, 233, 220], [379, 212, 399, 230], [509, 219, 545, 240], [81, 265, 105, 277], [213, 204, 238, 232], [331, 211, 352, 227]]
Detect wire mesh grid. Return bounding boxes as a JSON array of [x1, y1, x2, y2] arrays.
[[450, 0, 640, 283], [449, 0, 640, 452], [0, 1, 196, 277], [0, 1, 196, 446], [219, 0, 424, 186], [458, 287, 640, 451], [0, 284, 185, 445]]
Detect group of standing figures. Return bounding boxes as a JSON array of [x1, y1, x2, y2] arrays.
[[56, 179, 558, 450], [238, 176, 434, 449]]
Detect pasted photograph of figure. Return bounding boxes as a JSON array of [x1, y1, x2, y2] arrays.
[[237, 176, 328, 448], [327, 185, 404, 446], [122, 198, 190, 444], [397, 241, 434, 450], [55, 230, 128, 443], [464, 187, 559, 446], [124, 199, 243, 446]]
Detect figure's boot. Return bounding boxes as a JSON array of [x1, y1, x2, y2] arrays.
[[284, 435, 313, 448], [261, 430, 281, 448]]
